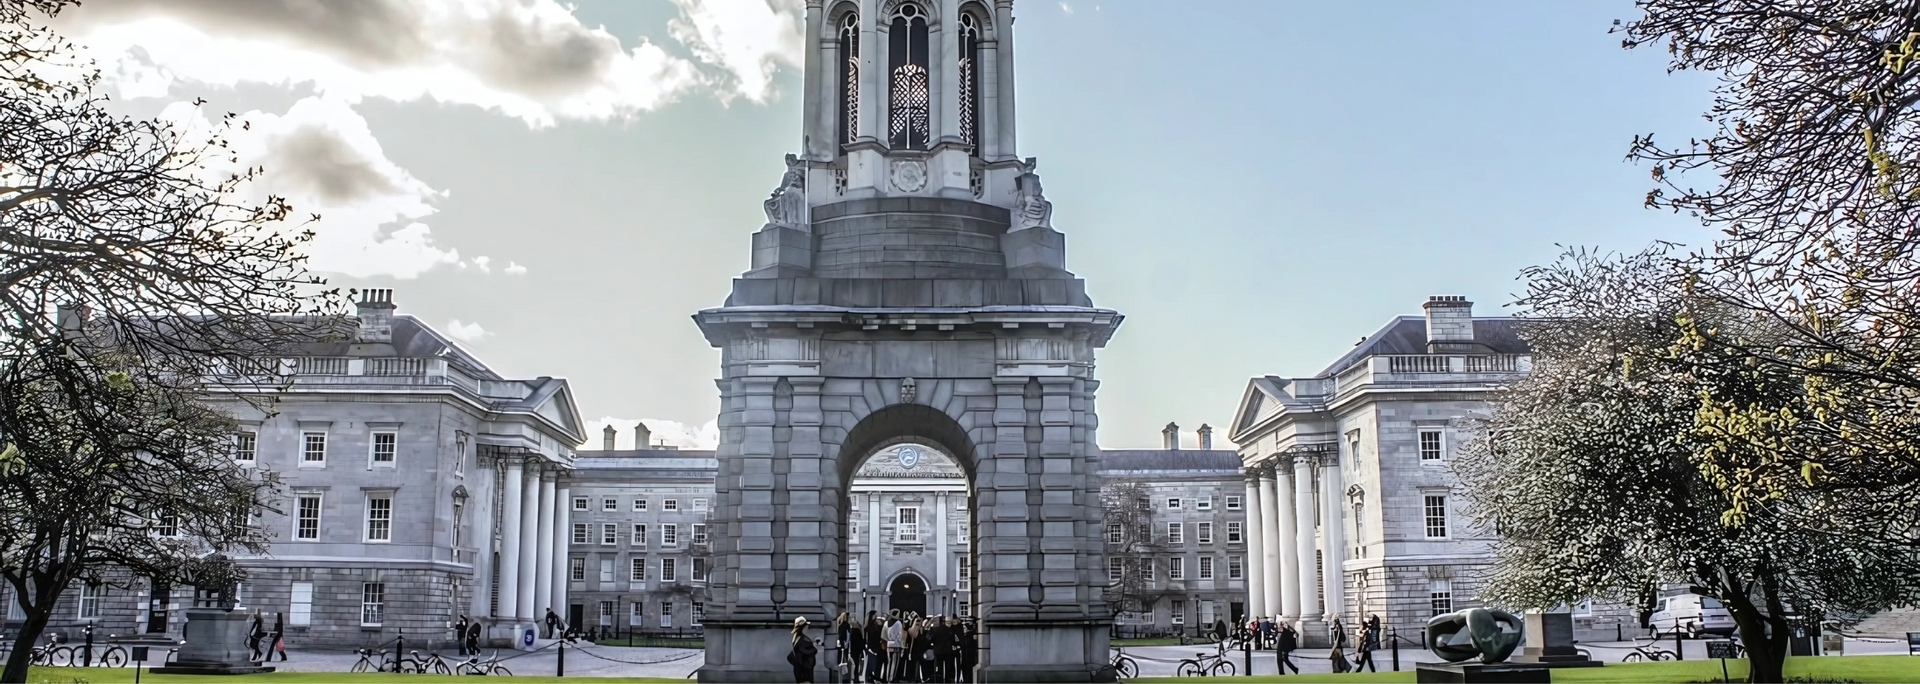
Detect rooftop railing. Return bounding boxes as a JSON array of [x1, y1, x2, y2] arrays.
[[1329, 354, 1531, 397]]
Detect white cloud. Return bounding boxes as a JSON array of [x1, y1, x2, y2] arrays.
[[505, 261, 528, 275], [586, 417, 719, 450], [157, 96, 460, 279], [472, 255, 492, 274], [60, 0, 803, 125], [445, 318, 488, 343], [667, 0, 804, 103], [1059, 2, 1075, 15]]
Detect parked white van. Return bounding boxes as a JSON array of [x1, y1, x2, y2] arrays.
[[1649, 594, 1736, 637]]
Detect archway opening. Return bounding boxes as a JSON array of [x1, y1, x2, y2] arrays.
[[835, 403, 979, 627], [888, 573, 928, 616]]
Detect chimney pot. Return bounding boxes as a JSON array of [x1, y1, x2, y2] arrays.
[[634, 422, 653, 451], [1162, 422, 1180, 450], [602, 424, 617, 451], [1197, 424, 1214, 450], [354, 289, 397, 343]]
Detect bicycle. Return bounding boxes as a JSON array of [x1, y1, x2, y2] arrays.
[[1621, 641, 1678, 663], [1175, 648, 1236, 677], [1109, 649, 1138, 679], [404, 649, 454, 675], [456, 650, 514, 676], [349, 647, 398, 673], [29, 634, 72, 667]]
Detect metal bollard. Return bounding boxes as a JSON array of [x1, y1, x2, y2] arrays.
[[558, 639, 566, 677], [1674, 627, 1684, 661], [1243, 633, 1252, 676], [84, 623, 95, 667], [1390, 629, 1399, 671], [396, 629, 405, 673]]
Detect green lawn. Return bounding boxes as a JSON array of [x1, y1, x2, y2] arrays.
[[1128, 654, 1920, 683], [21, 668, 685, 684]]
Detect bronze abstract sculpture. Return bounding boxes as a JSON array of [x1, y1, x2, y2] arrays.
[[1426, 608, 1525, 664]]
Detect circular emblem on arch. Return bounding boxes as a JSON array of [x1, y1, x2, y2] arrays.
[[897, 445, 922, 469], [889, 159, 928, 192]]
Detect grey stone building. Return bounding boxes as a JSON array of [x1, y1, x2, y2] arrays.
[[565, 424, 718, 636], [845, 443, 971, 621], [1227, 295, 1634, 646], [2, 292, 587, 649], [1100, 426, 1249, 636]]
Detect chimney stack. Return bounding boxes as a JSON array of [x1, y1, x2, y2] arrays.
[[635, 422, 653, 450], [1198, 424, 1214, 450], [354, 289, 396, 343], [603, 424, 617, 451], [1423, 295, 1475, 351], [1162, 422, 1180, 450]]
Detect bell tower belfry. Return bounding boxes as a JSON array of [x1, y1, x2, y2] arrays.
[[696, 0, 1120, 680]]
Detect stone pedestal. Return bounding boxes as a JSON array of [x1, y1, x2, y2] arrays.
[[1510, 612, 1603, 668], [1415, 662, 1553, 683], [148, 608, 276, 675], [979, 621, 1112, 683]]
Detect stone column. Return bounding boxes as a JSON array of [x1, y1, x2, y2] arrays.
[[535, 472, 556, 631], [1275, 466, 1300, 622], [1257, 469, 1284, 619], [868, 492, 881, 588], [977, 40, 999, 158], [468, 457, 498, 621], [1242, 471, 1266, 620], [992, 0, 1016, 156], [936, 490, 949, 586], [783, 377, 830, 617], [1291, 455, 1320, 631], [497, 456, 525, 623], [856, 0, 880, 142], [1319, 456, 1347, 625], [801, 0, 830, 160], [935, 0, 960, 143], [552, 481, 571, 619], [517, 461, 543, 622]]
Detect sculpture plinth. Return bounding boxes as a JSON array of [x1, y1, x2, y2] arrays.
[[147, 608, 276, 675]]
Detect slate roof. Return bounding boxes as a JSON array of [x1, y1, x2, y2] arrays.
[[1315, 317, 1529, 378], [1097, 449, 1243, 474]]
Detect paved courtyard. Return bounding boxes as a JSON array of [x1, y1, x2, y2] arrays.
[[1113, 637, 1916, 678]]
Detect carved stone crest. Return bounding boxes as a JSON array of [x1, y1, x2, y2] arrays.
[[889, 159, 928, 193], [899, 377, 917, 404]]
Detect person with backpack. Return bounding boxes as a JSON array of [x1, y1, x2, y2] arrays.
[[464, 618, 482, 657], [1354, 618, 1378, 672], [789, 617, 819, 683], [1328, 616, 1352, 673], [246, 611, 266, 662]]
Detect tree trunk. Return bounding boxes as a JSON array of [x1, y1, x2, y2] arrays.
[[1720, 590, 1784, 684], [2, 602, 55, 684]]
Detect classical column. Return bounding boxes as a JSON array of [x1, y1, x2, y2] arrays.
[[801, 0, 830, 159], [552, 481, 571, 618], [935, 0, 960, 143], [1319, 456, 1347, 624], [1242, 470, 1266, 620], [868, 492, 882, 588], [534, 472, 557, 628], [517, 461, 543, 622], [855, 0, 880, 142], [1276, 465, 1301, 622], [497, 457, 526, 623], [468, 458, 498, 621], [1257, 468, 1284, 619], [936, 490, 949, 586], [1291, 455, 1319, 628], [993, 0, 1016, 156]]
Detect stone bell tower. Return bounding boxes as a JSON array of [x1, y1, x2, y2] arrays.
[[695, 0, 1120, 680]]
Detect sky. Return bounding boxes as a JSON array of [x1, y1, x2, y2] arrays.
[[46, 0, 1719, 450]]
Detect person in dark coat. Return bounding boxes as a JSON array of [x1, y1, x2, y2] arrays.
[[790, 617, 819, 683], [842, 613, 866, 683], [268, 610, 286, 660], [464, 618, 482, 656], [544, 607, 562, 639], [246, 611, 266, 662], [1354, 620, 1378, 672], [1274, 622, 1300, 675], [864, 612, 886, 683], [1329, 617, 1351, 673], [957, 621, 978, 684], [932, 616, 956, 683], [454, 616, 470, 656]]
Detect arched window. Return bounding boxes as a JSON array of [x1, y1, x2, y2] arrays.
[[958, 12, 982, 149], [888, 4, 931, 150], [837, 11, 859, 148]]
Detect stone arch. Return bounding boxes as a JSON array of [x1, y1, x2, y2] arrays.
[[836, 402, 976, 487]]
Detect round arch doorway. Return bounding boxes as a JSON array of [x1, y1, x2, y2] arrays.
[[888, 573, 928, 616]]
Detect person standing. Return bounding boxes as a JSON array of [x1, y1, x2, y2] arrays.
[[790, 617, 819, 683], [246, 611, 266, 662], [845, 612, 867, 683], [454, 616, 471, 656], [1354, 619, 1378, 672], [1274, 622, 1300, 675], [544, 607, 562, 640], [884, 612, 905, 683], [957, 622, 978, 684], [465, 618, 482, 656], [269, 612, 287, 661], [1260, 616, 1274, 650], [865, 612, 886, 683]]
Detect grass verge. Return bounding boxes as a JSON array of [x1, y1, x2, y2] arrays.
[[1127, 654, 1920, 683], [22, 667, 686, 683]]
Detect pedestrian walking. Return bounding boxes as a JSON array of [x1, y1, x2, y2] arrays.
[[1354, 619, 1378, 672], [1274, 622, 1300, 675], [544, 607, 562, 639], [246, 611, 266, 662], [885, 611, 905, 683], [789, 617, 819, 683], [465, 618, 482, 656], [270, 612, 288, 661], [455, 615, 471, 656], [1328, 617, 1351, 673], [1259, 616, 1274, 650]]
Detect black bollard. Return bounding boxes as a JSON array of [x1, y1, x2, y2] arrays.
[[84, 623, 94, 667], [1674, 627, 1684, 661], [396, 628, 405, 673], [1243, 633, 1252, 676], [558, 639, 565, 677], [1390, 629, 1399, 671]]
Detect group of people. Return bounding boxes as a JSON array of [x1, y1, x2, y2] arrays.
[[788, 610, 979, 683], [453, 615, 488, 655], [1242, 613, 1382, 674], [244, 611, 289, 663]]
